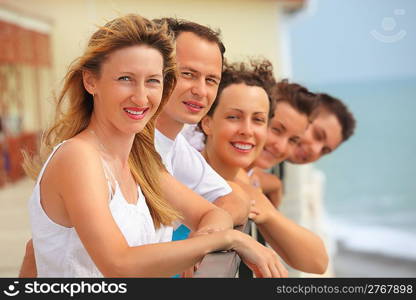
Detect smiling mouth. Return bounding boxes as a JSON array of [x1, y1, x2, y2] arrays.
[[263, 148, 280, 159], [124, 108, 146, 115], [183, 101, 204, 112], [123, 108, 149, 120], [231, 142, 254, 152]]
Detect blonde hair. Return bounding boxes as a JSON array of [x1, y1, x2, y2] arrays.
[[23, 14, 181, 228]]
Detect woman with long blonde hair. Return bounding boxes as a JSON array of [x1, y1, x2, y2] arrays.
[[22, 14, 283, 277]]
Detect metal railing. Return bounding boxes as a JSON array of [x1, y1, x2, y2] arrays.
[[194, 221, 252, 278], [194, 163, 286, 278]]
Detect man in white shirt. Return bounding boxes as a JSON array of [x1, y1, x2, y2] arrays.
[[153, 18, 251, 239]]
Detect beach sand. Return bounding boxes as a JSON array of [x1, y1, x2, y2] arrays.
[[333, 241, 416, 277]]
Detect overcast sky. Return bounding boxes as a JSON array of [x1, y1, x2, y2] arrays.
[[287, 0, 416, 85]]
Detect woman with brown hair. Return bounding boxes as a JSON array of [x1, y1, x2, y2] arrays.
[[198, 61, 328, 274]]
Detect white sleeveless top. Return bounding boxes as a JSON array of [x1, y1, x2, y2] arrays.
[[28, 141, 173, 277]]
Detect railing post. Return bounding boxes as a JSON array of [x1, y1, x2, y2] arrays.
[[194, 221, 253, 278], [238, 221, 253, 278]]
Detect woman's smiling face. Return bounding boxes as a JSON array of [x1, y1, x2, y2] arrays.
[[84, 45, 164, 135], [202, 83, 270, 169]]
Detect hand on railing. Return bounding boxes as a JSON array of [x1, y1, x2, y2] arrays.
[[181, 227, 225, 278], [248, 195, 271, 225], [231, 230, 288, 278]]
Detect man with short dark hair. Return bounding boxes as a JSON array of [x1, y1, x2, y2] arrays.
[[249, 87, 356, 208], [153, 18, 252, 239], [288, 93, 356, 164]]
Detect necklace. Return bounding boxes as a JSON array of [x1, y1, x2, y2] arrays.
[[89, 130, 138, 204], [89, 130, 109, 154], [89, 129, 120, 186]]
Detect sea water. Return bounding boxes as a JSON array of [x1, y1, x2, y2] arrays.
[[313, 77, 416, 260]]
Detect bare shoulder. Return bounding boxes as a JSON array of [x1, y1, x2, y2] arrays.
[[255, 170, 281, 192], [40, 137, 110, 227], [236, 168, 250, 184], [50, 138, 100, 168], [43, 137, 105, 189], [227, 180, 244, 193], [228, 180, 252, 199], [234, 178, 267, 202]]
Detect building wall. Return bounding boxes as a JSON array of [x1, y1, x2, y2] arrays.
[[6, 0, 283, 130]]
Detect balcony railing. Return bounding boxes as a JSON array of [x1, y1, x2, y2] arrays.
[[194, 221, 253, 278]]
